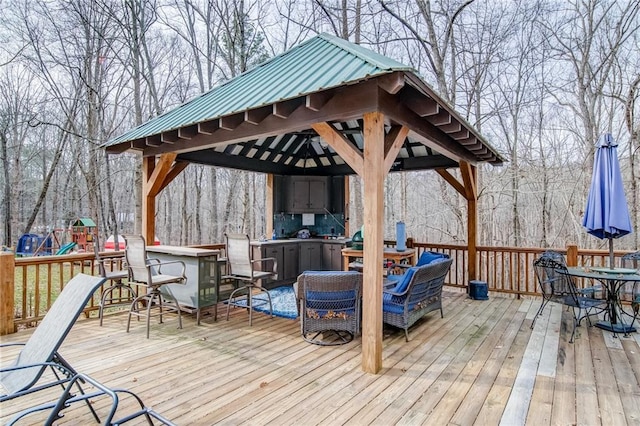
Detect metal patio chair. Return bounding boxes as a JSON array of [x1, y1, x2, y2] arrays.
[[93, 232, 136, 326], [224, 233, 277, 326], [124, 235, 186, 338], [533, 257, 606, 342], [620, 251, 640, 325]]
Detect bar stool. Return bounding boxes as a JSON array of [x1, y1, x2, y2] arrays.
[[93, 233, 136, 326], [123, 235, 187, 338]]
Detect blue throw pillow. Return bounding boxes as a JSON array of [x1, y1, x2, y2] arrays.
[[417, 251, 446, 266], [392, 267, 417, 293]]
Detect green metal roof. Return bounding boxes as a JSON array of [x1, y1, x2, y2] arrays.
[[106, 33, 413, 146]]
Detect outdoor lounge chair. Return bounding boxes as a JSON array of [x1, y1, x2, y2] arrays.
[[298, 271, 362, 345], [383, 258, 453, 342], [124, 235, 186, 338], [0, 273, 174, 425], [532, 257, 607, 342], [224, 233, 277, 326]]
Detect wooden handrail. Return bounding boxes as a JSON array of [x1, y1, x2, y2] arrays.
[[1, 241, 637, 335]]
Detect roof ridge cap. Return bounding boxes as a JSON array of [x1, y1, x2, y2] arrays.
[[316, 32, 414, 72]]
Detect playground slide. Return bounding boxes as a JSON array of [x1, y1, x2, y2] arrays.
[[55, 242, 77, 255]]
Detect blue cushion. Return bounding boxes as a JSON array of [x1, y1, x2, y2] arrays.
[[392, 267, 417, 294], [417, 251, 447, 266], [306, 290, 357, 310]]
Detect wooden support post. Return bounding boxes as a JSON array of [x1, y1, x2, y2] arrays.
[[266, 174, 274, 237], [460, 162, 478, 283], [344, 175, 350, 237], [566, 245, 578, 267], [142, 156, 156, 245], [362, 111, 385, 374], [0, 253, 15, 335], [467, 196, 478, 282]]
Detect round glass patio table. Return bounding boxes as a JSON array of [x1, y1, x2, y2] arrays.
[[560, 267, 640, 335]]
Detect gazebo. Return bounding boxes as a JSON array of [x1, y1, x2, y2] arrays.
[[105, 33, 504, 374]]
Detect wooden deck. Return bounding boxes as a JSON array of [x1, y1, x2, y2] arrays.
[[2, 289, 639, 425]]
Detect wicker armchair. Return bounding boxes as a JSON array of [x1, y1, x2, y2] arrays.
[[298, 271, 362, 346], [383, 258, 453, 342]]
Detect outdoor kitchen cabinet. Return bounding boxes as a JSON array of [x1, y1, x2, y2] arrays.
[[254, 243, 284, 286], [286, 176, 329, 213], [252, 241, 298, 286], [299, 241, 322, 272], [145, 245, 223, 324], [322, 242, 344, 271]]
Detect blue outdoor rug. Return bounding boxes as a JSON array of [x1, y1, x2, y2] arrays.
[[229, 285, 298, 319]]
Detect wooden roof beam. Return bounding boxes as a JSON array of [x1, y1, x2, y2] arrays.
[[383, 125, 409, 173], [427, 110, 452, 126], [145, 135, 162, 147], [377, 72, 405, 94], [161, 130, 178, 144], [273, 98, 304, 118], [141, 80, 379, 157], [403, 93, 439, 117], [178, 125, 198, 139], [306, 91, 333, 111], [198, 120, 219, 135], [245, 106, 272, 125], [312, 122, 364, 176], [378, 90, 476, 164], [219, 113, 244, 130]]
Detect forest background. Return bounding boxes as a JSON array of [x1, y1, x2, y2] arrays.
[[1, 0, 639, 252]]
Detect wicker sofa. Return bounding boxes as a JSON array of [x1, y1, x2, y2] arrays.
[[383, 258, 453, 341]]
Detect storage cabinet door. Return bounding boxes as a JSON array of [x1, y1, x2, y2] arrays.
[[299, 242, 322, 272], [322, 243, 343, 271], [261, 245, 283, 284], [307, 179, 327, 211], [291, 179, 310, 212], [283, 244, 299, 281], [286, 176, 329, 213]]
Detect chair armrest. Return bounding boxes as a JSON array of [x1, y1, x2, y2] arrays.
[[387, 263, 410, 275], [0, 342, 26, 348], [251, 257, 277, 273], [154, 260, 186, 278], [383, 288, 406, 297]]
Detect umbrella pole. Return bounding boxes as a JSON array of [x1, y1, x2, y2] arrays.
[[609, 238, 614, 269]]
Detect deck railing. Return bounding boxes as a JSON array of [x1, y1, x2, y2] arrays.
[[0, 242, 635, 335]]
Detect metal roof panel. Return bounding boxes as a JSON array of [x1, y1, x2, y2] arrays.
[[107, 33, 412, 146]]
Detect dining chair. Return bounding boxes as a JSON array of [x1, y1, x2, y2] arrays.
[[93, 232, 136, 326], [224, 233, 277, 326], [620, 252, 640, 325], [123, 235, 186, 338], [532, 257, 606, 342]]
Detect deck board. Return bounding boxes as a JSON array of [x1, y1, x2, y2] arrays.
[[2, 289, 639, 425]]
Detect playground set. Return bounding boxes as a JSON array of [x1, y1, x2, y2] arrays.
[[15, 218, 97, 257]]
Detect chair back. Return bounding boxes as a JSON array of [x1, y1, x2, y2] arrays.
[[404, 258, 452, 303], [621, 252, 640, 272], [533, 256, 575, 300], [124, 235, 150, 284], [225, 233, 254, 278], [620, 252, 640, 302], [539, 250, 566, 266], [0, 274, 106, 395], [92, 231, 107, 277]]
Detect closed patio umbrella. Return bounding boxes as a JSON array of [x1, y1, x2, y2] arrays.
[[582, 133, 632, 268]]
